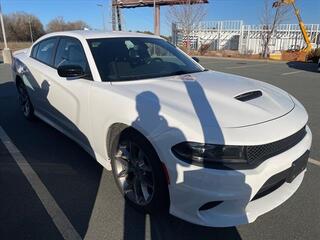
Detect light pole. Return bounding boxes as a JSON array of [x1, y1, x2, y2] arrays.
[[0, 1, 11, 64], [29, 16, 33, 43], [0, 1, 7, 48], [97, 4, 106, 31]]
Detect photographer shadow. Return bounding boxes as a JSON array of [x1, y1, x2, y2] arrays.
[[122, 76, 250, 240]]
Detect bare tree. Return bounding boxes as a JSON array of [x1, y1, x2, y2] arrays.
[[67, 20, 89, 31], [46, 17, 65, 32], [46, 17, 89, 33], [167, 0, 207, 52], [260, 0, 291, 58], [0, 12, 45, 42]]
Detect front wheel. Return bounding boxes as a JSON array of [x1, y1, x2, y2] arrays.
[[111, 130, 169, 213]]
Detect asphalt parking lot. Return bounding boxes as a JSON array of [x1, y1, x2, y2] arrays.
[[0, 58, 319, 240]]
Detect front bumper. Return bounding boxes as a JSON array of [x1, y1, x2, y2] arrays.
[[167, 126, 312, 227]]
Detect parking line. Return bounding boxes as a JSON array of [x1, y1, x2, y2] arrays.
[[281, 71, 303, 76], [309, 158, 320, 167], [0, 126, 82, 240], [226, 63, 269, 69]]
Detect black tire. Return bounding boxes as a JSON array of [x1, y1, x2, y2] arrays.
[[16, 80, 35, 120], [110, 129, 169, 213]]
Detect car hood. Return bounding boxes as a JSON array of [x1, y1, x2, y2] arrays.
[[112, 70, 295, 128]]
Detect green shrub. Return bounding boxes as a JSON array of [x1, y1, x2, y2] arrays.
[[307, 48, 320, 63]]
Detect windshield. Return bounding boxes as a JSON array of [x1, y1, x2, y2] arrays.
[[87, 37, 204, 81]]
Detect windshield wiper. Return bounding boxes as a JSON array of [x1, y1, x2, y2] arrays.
[[168, 69, 205, 76]]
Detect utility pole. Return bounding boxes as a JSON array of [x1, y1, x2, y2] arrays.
[[29, 16, 33, 43], [153, 0, 160, 35], [97, 4, 106, 31], [0, 1, 11, 64]]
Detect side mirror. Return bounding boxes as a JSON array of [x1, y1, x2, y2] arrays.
[[57, 65, 85, 78], [192, 57, 200, 63]]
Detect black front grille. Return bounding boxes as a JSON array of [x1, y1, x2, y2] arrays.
[[246, 126, 307, 165]]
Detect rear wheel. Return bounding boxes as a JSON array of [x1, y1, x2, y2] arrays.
[[111, 129, 169, 213], [17, 81, 35, 120]]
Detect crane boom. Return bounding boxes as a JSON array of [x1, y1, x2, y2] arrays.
[[273, 0, 312, 52], [291, 3, 312, 51]]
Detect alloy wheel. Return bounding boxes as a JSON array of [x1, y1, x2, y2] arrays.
[[114, 140, 155, 206]]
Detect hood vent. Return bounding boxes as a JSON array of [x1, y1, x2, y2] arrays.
[[235, 90, 262, 102]]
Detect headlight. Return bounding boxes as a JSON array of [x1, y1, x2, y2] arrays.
[[171, 142, 247, 166]]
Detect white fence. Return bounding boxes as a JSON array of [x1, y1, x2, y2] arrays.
[[172, 20, 320, 54]]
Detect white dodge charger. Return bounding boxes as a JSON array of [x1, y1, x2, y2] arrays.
[[12, 31, 312, 227]]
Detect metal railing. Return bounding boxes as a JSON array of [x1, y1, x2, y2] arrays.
[[172, 20, 320, 54]]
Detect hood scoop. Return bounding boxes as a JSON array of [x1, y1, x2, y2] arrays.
[[235, 90, 263, 102]]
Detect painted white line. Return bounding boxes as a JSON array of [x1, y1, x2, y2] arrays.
[[0, 126, 82, 240], [309, 158, 320, 167], [226, 63, 269, 69], [281, 70, 303, 76]]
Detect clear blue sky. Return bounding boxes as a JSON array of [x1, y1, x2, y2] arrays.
[[2, 0, 319, 36]]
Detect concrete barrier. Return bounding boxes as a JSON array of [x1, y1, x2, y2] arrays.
[[2, 48, 12, 64]]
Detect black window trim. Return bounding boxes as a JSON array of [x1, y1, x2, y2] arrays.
[[54, 36, 93, 80], [30, 36, 93, 80], [30, 43, 39, 58]]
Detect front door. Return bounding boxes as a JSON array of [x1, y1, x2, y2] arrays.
[[44, 37, 93, 146]]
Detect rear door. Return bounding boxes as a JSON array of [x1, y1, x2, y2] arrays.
[[25, 37, 59, 116]]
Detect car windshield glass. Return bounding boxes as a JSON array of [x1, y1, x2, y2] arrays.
[[87, 37, 204, 81]]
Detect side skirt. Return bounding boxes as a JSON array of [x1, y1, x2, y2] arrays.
[[34, 110, 112, 171]]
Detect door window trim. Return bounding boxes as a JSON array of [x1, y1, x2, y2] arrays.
[[30, 35, 93, 80], [54, 36, 93, 80]]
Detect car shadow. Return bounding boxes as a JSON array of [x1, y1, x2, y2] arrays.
[[1, 61, 250, 239], [123, 201, 242, 240], [286, 61, 319, 73], [2, 59, 107, 238]]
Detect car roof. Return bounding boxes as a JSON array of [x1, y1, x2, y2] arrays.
[[39, 30, 163, 41]]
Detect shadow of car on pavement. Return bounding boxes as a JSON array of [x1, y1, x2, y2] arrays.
[[286, 61, 319, 73], [0, 62, 248, 239]]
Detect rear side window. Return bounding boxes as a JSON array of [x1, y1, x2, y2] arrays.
[[35, 38, 57, 65]]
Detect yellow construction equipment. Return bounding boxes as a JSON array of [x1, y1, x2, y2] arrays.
[[272, 0, 312, 61]]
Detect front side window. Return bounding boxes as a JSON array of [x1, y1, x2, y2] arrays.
[[54, 37, 89, 74], [87, 37, 203, 81], [35, 38, 57, 65]]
